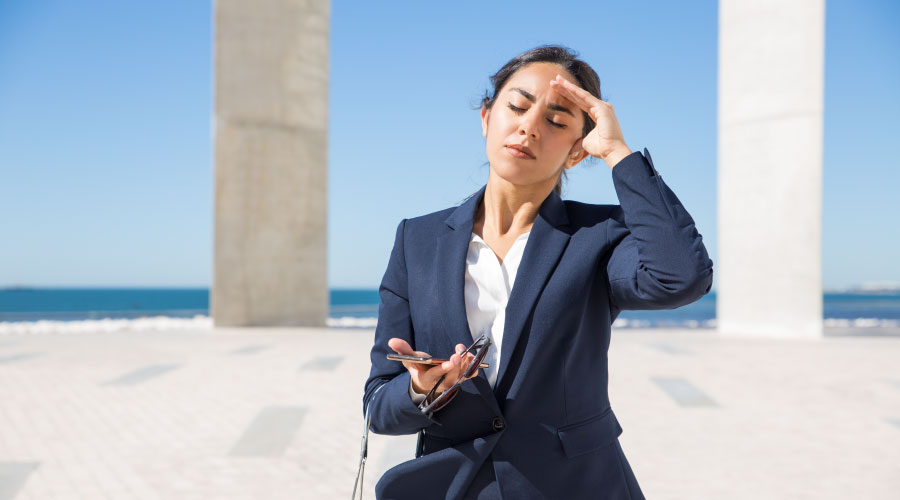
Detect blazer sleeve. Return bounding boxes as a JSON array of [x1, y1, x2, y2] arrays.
[[362, 218, 442, 435], [604, 148, 714, 310]]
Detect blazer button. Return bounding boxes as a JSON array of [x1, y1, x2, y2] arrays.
[[492, 417, 505, 432]]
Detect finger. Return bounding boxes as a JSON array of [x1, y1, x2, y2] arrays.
[[431, 366, 453, 393], [404, 362, 426, 374], [428, 372, 448, 393], [548, 76, 584, 100], [388, 337, 412, 354], [549, 84, 594, 117], [552, 74, 598, 105], [442, 352, 461, 370], [452, 353, 473, 383], [437, 353, 462, 388], [550, 83, 595, 116], [418, 358, 451, 381], [550, 75, 601, 113]]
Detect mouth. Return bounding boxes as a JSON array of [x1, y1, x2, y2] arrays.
[[505, 144, 535, 159]]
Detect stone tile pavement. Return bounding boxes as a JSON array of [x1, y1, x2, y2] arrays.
[[0, 326, 897, 499]]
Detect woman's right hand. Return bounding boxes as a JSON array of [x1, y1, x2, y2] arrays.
[[388, 337, 478, 399]]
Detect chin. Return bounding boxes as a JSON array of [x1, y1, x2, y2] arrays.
[[491, 162, 549, 187]]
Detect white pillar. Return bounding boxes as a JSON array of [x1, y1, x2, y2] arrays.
[[213, 0, 330, 326], [717, 0, 825, 338]]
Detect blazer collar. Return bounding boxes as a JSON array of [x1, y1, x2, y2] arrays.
[[436, 182, 572, 403]]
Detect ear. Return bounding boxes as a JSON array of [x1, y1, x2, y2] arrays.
[[481, 104, 490, 138], [564, 138, 590, 169]]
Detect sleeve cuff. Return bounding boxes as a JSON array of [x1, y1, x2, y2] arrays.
[[611, 147, 659, 178], [409, 379, 427, 404]]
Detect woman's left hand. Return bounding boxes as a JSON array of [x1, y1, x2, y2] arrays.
[[549, 74, 632, 169]]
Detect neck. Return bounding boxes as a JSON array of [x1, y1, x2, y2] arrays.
[[476, 171, 555, 237]]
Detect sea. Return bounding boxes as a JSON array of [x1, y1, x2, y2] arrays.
[[1, 287, 899, 335]]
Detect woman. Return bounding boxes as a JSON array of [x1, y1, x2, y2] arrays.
[[362, 45, 713, 500]]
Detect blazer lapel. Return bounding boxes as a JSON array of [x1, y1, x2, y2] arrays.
[[436, 183, 571, 399], [494, 189, 570, 390], [435, 184, 499, 412], [436, 184, 486, 353]]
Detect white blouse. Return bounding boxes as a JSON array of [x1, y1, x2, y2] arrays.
[[410, 230, 531, 402]]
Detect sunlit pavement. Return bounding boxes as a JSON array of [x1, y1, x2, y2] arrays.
[[0, 326, 897, 499]]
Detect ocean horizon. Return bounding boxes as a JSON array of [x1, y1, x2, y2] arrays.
[[1, 287, 899, 335]]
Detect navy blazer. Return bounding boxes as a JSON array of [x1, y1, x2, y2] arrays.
[[363, 148, 714, 500]]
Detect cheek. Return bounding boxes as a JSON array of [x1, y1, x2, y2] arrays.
[[547, 137, 573, 158], [485, 121, 509, 149], [486, 116, 509, 138]]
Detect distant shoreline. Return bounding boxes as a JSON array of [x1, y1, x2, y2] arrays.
[[4, 285, 900, 294], [2, 289, 899, 333]]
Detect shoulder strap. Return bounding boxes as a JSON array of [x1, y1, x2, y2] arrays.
[[352, 382, 386, 500]]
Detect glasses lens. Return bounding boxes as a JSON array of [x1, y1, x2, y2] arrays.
[[427, 386, 459, 412], [464, 345, 489, 378]]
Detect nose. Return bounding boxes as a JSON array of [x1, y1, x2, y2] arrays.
[[517, 108, 540, 140]]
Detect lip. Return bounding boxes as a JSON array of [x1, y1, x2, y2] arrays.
[[505, 144, 535, 159]]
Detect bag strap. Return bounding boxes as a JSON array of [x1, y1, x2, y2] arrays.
[[415, 428, 425, 458], [352, 382, 386, 500]]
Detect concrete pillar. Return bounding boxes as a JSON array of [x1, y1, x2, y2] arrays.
[[213, 0, 330, 326], [717, 0, 825, 338]]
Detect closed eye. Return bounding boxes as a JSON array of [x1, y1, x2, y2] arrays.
[[507, 103, 567, 129]]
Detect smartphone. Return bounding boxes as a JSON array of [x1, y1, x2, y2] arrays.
[[386, 353, 489, 369]]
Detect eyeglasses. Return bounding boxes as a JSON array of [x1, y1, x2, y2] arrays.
[[418, 333, 492, 415]]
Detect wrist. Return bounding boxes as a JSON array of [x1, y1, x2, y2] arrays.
[[603, 142, 632, 169], [411, 379, 430, 396]]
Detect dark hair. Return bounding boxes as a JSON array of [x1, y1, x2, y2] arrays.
[[475, 44, 604, 197]]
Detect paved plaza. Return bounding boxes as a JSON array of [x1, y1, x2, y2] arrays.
[[0, 325, 898, 499]]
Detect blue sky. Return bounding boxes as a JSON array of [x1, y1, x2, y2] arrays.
[[0, 0, 897, 291]]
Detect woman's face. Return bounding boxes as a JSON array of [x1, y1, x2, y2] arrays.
[[481, 62, 588, 190]]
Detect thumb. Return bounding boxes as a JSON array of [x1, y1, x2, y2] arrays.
[[388, 337, 430, 357]]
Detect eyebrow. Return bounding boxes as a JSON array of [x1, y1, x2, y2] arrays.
[[509, 87, 575, 117]]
